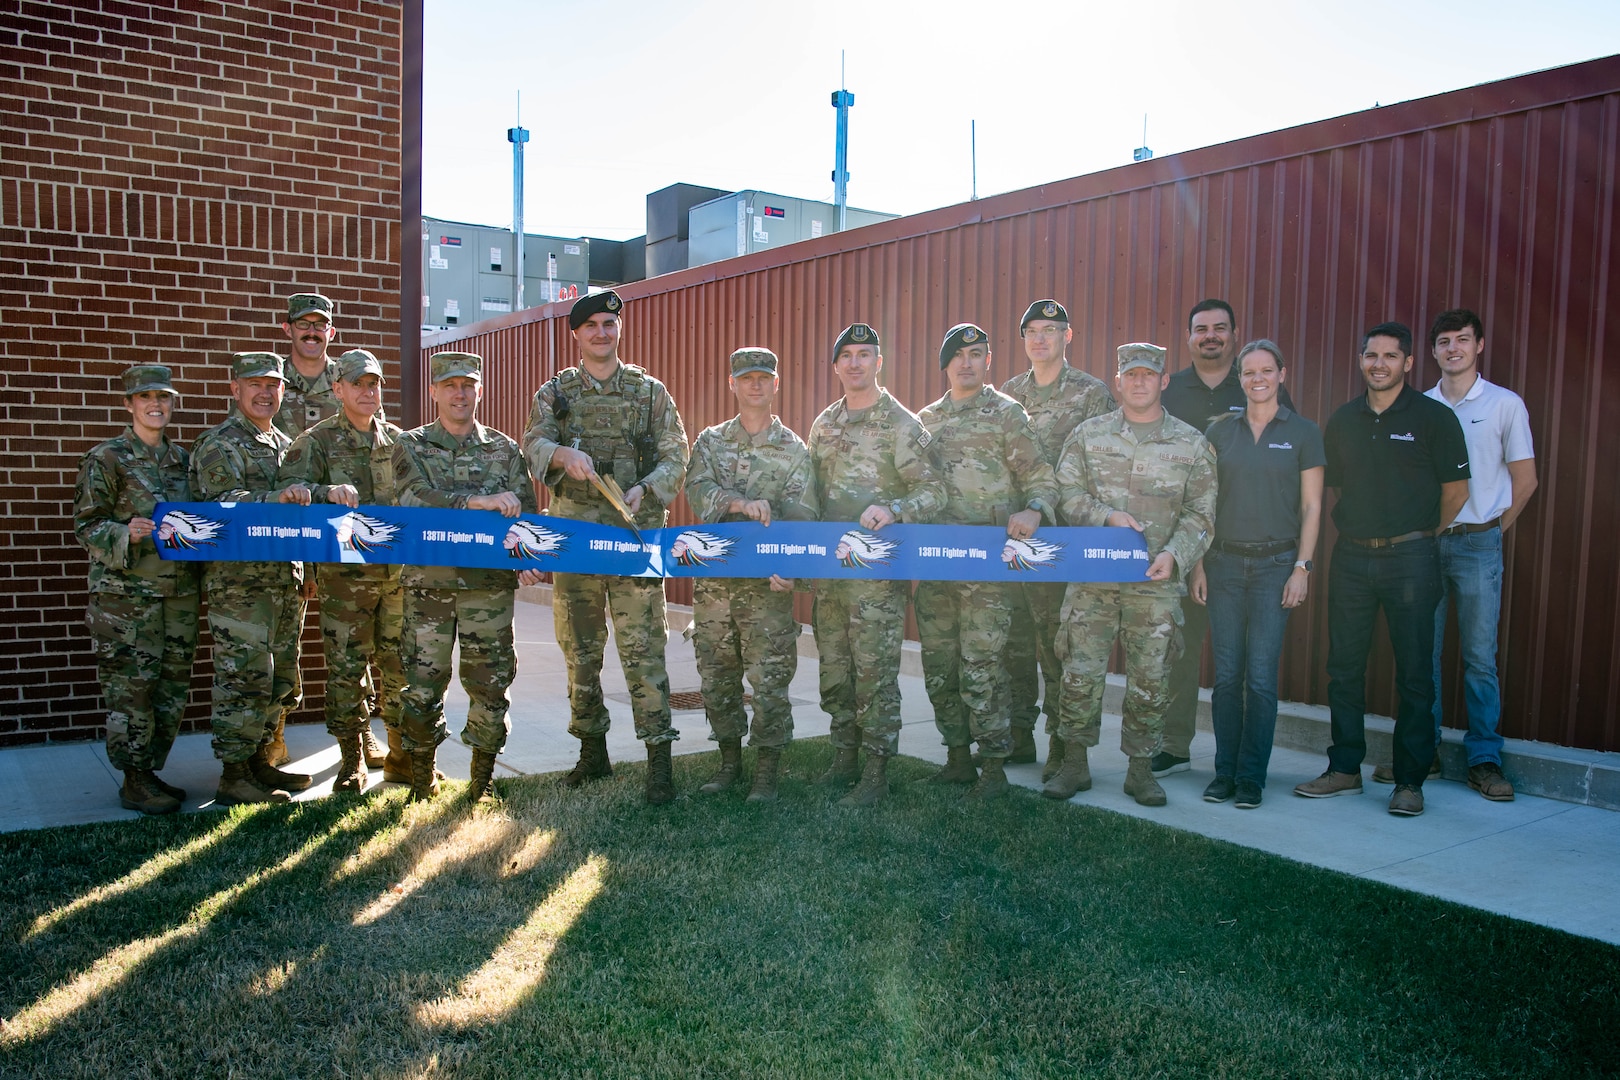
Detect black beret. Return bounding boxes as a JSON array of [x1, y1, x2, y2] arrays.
[[831, 322, 880, 362], [569, 289, 624, 330], [1020, 299, 1069, 329], [938, 322, 990, 369]]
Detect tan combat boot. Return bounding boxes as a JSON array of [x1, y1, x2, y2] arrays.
[[1008, 727, 1038, 765], [361, 726, 386, 769], [818, 746, 860, 786], [408, 746, 440, 803], [120, 770, 180, 815], [216, 760, 290, 805], [838, 753, 888, 807], [747, 747, 782, 803], [467, 749, 498, 802], [562, 734, 613, 789], [1041, 742, 1091, 800], [1041, 733, 1067, 783], [383, 727, 412, 784], [700, 738, 743, 794], [249, 742, 312, 793], [646, 742, 675, 805], [264, 717, 290, 768], [964, 757, 1009, 800], [928, 744, 977, 785], [332, 734, 366, 793], [1123, 757, 1168, 806]]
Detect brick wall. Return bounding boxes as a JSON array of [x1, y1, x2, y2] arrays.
[[0, 0, 406, 746]]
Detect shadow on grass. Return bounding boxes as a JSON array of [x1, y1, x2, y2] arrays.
[[0, 740, 1616, 1079]]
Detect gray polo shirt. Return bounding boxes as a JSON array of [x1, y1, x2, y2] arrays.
[[1205, 406, 1325, 545]]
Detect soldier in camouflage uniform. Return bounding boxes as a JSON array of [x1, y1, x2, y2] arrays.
[[394, 351, 543, 803], [522, 290, 690, 806], [74, 364, 200, 815], [808, 323, 947, 806], [1000, 299, 1118, 778], [916, 323, 1059, 800], [190, 352, 317, 805], [278, 348, 406, 793], [1045, 342, 1217, 807], [683, 347, 817, 802]]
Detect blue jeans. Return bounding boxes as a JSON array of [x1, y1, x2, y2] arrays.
[[1432, 527, 1505, 765], [1325, 537, 1442, 786], [1205, 548, 1297, 787]]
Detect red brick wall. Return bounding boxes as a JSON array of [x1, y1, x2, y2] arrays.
[[0, 0, 406, 746]]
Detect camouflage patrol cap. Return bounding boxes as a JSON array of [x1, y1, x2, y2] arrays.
[[569, 289, 623, 330], [1021, 298, 1069, 329], [337, 348, 385, 383], [120, 363, 176, 397], [1116, 342, 1167, 374], [230, 352, 286, 381], [831, 323, 880, 363], [729, 347, 779, 377], [429, 351, 482, 383], [938, 322, 991, 369], [286, 293, 334, 322]]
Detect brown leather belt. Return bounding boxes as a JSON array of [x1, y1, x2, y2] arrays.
[[1344, 530, 1432, 549], [1440, 517, 1501, 536]]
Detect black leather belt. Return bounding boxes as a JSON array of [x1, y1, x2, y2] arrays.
[[1212, 538, 1296, 557], [1441, 517, 1501, 536], [1344, 530, 1431, 549]]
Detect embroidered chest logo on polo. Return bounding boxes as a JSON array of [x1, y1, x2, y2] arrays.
[[1389, 433, 1416, 442]]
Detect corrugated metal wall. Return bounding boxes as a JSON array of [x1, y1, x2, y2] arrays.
[[422, 55, 1620, 754]]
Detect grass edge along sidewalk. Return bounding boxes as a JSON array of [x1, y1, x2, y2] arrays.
[[1, 742, 1615, 1079]]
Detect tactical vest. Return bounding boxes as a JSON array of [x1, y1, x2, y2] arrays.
[[548, 366, 658, 503]]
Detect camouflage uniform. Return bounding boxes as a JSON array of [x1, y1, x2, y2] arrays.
[[1054, 409, 1217, 756], [393, 419, 536, 753], [915, 385, 1059, 758], [523, 361, 689, 745], [685, 415, 817, 749], [278, 409, 405, 739], [808, 389, 947, 755], [999, 362, 1116, 737], [74, 427, 200, 771], [273, 358, 340, 439], [190, 412, 305, 763]]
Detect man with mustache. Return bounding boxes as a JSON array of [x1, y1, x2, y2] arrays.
[[190, 352, 316, 805]]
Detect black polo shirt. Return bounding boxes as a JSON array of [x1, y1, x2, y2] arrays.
[[1206, 406, 1326, 544], [1324, 384, 1470, 540], [1163, 362, 1298, 432]]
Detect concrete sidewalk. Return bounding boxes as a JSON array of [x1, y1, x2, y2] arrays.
[[2, 597, 1616, 946]]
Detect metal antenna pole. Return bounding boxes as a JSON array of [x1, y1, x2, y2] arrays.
[[507, 95, 530, 310], [831, 51, 853, 232], [971, 120, 977, 200]]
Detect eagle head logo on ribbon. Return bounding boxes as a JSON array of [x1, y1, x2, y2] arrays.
[[1002, 536, 1065, 572], [670, 530, 735, 567], [157, 510, 225, 550], [331, 512, 402, 554], [835, 530, 897, 569], [503, 520, 567, 560]]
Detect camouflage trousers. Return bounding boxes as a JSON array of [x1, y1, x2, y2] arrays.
[[319, 571, 405, 738], [87, 591, 199, 771], [1055, 581, 1184, 758], [692, 577, 800, 749], [399, 587, 516, 754], [553, 572, 676, 746], [206, 579, 305, 763], [916, 580, 1014, 757], [812, 578, 907, 756], [1004, 580, 1065, 735]]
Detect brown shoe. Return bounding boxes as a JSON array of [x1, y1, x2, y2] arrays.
[[1372, 756, 1440, 784], [1294, 769, 1363, 798], [120, 770, 181, 815], [1123, 758, 1167, 807], [360, 727, 387, 769], [383, 727, 412, 784], [1388, 784, 1425, 816], [1467, 762, 1515, 802]]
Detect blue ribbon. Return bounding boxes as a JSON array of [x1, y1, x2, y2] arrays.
[[152, 502, 1154, 583]]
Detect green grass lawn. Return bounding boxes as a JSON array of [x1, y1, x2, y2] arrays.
[[1, 741, 1615, 1079]]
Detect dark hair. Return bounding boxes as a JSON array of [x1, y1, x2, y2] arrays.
[[1236, 339, 1285, 371], [1361, 321, 1413, 357], [1187, 298, 1236, 333], [1429, 308, 1485, 350]]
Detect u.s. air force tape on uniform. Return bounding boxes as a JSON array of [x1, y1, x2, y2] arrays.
[[151, 502, 1154, 583]]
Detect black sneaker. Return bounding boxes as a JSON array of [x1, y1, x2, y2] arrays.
[[1150, 752, 1190, 778], [1234, 780, 1263, 809], [1202, 775, 1236, 803]]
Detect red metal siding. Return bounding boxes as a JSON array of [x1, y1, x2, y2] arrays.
[[423, 55, 1620, 753]]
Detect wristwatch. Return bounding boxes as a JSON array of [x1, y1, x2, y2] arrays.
[[888, 499, 904, 518], [1295, 560, 1313, 572]]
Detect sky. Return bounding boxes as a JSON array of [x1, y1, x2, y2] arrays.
[[421, 0, 1620, 242]]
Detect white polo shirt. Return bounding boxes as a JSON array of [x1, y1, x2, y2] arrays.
[[1425, 374, 1535, 525]]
